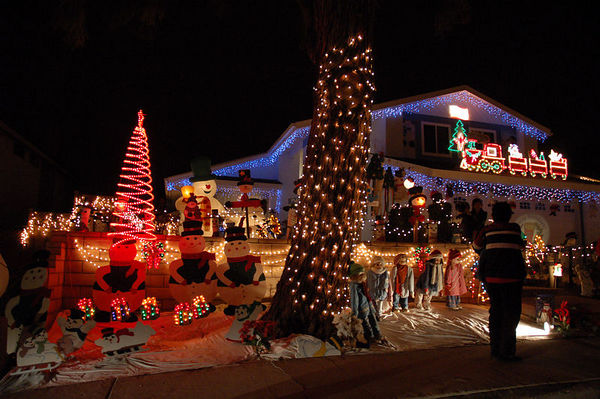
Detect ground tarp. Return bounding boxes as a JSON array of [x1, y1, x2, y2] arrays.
[[0, 303, 548, 394]]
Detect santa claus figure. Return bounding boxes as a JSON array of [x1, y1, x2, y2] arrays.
[[93, 239, 146, 322], [169, 219, 218, 304], [216, 226, 266, 307], [175, 157, 225, 237]]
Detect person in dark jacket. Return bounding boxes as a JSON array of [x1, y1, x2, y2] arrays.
[[470, 198, 488, 239], [473, 202, 526, 362]]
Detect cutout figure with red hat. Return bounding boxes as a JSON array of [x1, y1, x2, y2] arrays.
[[415, 249, 444, 311], [444, 249, 467, 310]]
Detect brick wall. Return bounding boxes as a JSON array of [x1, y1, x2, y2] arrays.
[[45, 231, 474, 324]]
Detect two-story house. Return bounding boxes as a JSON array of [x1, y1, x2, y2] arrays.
[[164, 86, 600, 245]]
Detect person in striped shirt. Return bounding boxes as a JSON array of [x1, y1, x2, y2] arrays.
[[473, 202, 526, 362]]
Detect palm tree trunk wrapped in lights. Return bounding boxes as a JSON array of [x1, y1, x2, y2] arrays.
[[262, 0, 375, 339]]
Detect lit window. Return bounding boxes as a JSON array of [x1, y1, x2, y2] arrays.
[[519, 202, 531, 209]]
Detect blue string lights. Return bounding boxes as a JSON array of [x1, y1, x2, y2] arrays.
[[372, 90, 549, 142], [384, 165, 600, 204], [166, 89, 563, 206], [212, 126, 311, 177]]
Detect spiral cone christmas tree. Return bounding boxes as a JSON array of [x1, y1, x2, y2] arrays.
[[109, 110, 156, 247]]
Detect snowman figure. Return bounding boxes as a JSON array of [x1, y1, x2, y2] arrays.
[[93, 238, 146, 322], [225, 169, 266, 238], [57, 308, 96, 355], [216, 226, 266, 307], [224, 301, 266, 342], [175, 157, 225, 237], [16, 328, 62, 368], [94, 322, 155, 357], [5, 250, 52, 355], [169, 220, 218, 303]]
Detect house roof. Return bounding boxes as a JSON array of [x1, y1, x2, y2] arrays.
[[373, 85, 552, 137], [207, 86, 552, 178]]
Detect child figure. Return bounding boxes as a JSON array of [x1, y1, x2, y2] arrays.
[[445, 249, 467, 310], [415, 250, 444, 311], [367, 256, 389, 319], [391, 254, 414, 312], [349, 262, 381, 347]]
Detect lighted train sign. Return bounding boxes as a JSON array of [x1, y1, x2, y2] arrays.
[[449, 120, 567, 180]]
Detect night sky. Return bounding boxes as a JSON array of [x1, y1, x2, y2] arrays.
[[1, 1, 598, 204]]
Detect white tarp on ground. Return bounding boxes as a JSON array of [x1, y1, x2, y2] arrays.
[[0, 303, 548, 393], [265, 303, 548, 359]]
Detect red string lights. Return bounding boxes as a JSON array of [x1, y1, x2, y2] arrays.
[[110, 110, 156, 247]]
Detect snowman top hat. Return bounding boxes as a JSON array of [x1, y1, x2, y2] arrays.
[[190, 157, 216, 182], [237, 169, 254, 186], [182, 220, 204, 237], [24, 250, 50, 271], [225, 225, 247, 242]]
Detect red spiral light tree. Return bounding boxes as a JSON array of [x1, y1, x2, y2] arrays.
[[109, 110, 156, 247]]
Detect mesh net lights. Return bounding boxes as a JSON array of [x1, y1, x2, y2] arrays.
[[110, 110, 156, 247], [263, 32, 375, 339]]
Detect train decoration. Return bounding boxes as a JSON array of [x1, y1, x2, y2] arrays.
[[449, 120, 567, 180]]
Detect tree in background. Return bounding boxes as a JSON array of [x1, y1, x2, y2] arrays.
[[263, 0, 375, 339]]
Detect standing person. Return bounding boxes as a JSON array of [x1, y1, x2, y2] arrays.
[[456, 202, 473, 243], [470, 198, 488, 240], [444, 249, 467, 310], [473, 202, 526, 362]]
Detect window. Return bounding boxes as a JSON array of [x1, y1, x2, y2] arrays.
[[519, 202, 531, 209], [535, 202, 546, 211], [564, 205, 575, 213], [468, 128, 497, 150], [422, 123, 450, 155]]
